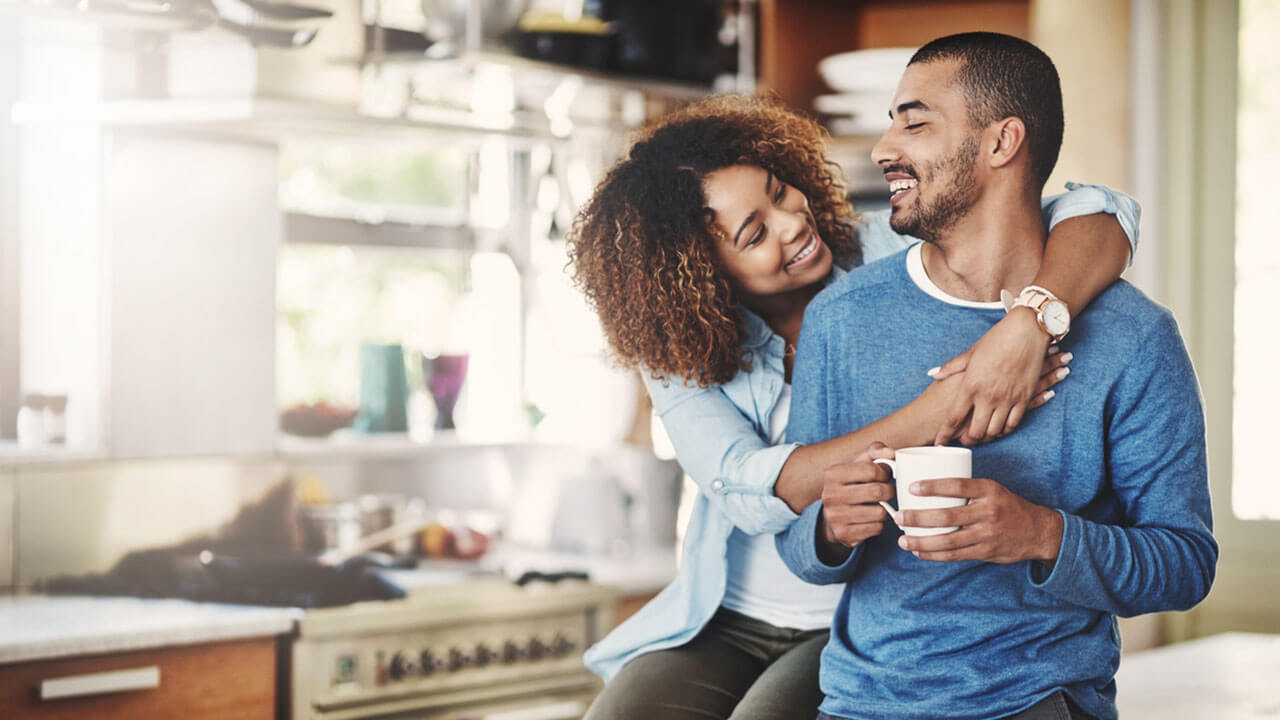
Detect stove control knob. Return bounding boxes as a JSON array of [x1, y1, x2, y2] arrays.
[[389, 651, 416, 681], [501, 641, 522, 664], [551, 633, 577, 657], [527, 637, 548, 661], [447, 647, 470, 672], [419, 650, 439, 676], [474, 643, 495, 668]]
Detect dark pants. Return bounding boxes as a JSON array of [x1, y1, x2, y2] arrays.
[[584, 608, 828, 720], [815, 690, 1095, 720]]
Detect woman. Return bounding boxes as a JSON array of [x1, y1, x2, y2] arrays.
[[567, 95, 1139, 720]]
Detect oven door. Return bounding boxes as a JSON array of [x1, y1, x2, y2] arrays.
[[306, 682, 599, 720]]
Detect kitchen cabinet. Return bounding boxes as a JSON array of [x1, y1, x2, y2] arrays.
[[15, 24, 281, 460], [102, 132, 279, 458], [756, 0, 1030, 119], [0, 637, 279, 719]]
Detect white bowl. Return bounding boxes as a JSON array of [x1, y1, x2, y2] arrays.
[[814, 92, 893, 117], [818, 47, 916, 92], [826, 115, 890, 137]]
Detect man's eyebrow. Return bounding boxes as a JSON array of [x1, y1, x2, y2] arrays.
[[889, 100, 931, 119]]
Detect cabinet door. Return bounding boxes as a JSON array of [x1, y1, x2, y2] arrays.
[[0, 638, 278, 720], [105, 133, 279, 458]]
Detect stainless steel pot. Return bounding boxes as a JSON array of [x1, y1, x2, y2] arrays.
[[357, 493, 420, 555], [298, 502, 362, 554]]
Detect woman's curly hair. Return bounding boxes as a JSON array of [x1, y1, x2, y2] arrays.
[[567, 94, 860, 388]]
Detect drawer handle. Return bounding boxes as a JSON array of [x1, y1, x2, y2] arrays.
[[39, 666, 161, 701]]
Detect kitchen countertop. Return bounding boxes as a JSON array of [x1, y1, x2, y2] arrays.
[[0, 547, 675, 666], [0, 595, 301, 665], [1115, 632, 1280, 718], [495, 545, 677, 597]]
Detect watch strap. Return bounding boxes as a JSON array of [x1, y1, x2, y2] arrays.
[[1005, 285, 1070, 343]]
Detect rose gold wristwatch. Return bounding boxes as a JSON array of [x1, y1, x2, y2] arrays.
[[1002, 285, 1070, 343]]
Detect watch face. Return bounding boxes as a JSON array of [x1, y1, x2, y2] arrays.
[[1042, 300, 1070, 335]]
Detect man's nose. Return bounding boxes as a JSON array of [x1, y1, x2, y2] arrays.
[[870, 127, 899, 168]]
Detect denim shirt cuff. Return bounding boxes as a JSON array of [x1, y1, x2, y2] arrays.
[[1047, 181, 1141, 266]]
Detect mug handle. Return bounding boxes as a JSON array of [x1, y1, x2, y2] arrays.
[[872, 458, 903, 528]]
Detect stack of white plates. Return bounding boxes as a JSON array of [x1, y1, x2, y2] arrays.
[[814, 47, 914, 136]]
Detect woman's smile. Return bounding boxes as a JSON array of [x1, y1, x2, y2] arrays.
[[786, 231, 822, 270]]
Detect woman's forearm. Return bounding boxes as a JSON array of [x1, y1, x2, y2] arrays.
[[1032, 212, 1131, 312], [773, 395, 938, 513]]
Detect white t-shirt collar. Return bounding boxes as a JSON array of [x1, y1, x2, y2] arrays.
[[905, 242, 1005, 310]]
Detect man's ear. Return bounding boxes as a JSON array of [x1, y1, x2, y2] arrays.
[[986, 117, 1027, 170]]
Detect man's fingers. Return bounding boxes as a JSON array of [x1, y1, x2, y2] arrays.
[[897, 504, 974, 529], [898, 527, 984, 553], [910, 476, 982, 500], [912, 547, 989, 563]]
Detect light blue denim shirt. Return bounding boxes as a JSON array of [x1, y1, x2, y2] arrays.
[[583, 183, 1141, 681]]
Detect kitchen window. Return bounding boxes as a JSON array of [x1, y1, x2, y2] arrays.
[[276, 136, 634, 445], [1231, 0, 1278, 520]]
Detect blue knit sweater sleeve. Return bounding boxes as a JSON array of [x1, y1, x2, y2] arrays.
[[1030, 310, 1218, 616], [774, 294, 866, 585]]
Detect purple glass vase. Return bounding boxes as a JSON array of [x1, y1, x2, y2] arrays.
[[423, 354, 469, 430]]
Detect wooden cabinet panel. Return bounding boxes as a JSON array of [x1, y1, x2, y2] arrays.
[[757, 0, 1031, 115], [0, 638, 277, 720], [853, 0, 1029, 49], [758, 0, 860, 111]]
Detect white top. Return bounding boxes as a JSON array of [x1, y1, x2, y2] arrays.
[[0, 595, 300, 664], [906, 242, 1005, 309], [720, 383, 845, 630]]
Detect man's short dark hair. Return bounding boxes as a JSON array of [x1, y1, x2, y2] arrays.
[[909, 32, 1064, 189]]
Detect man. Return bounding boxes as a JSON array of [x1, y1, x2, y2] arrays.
[[776, 32, 1217, 720]]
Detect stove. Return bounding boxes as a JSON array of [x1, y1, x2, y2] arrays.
[[289, 574, 616, 720]]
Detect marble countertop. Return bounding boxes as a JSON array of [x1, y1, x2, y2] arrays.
[[0, 595, 301, 665], [0, 547, 675, 665]]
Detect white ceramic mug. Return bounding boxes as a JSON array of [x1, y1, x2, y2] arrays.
[[874, 446, 971, 536]]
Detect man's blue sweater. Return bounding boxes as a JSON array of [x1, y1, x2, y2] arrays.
[[777, 245, 1217, 720]]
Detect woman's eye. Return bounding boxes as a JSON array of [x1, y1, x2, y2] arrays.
[[749, 227, 766, 246], [774, 184, 787, 203], [906, 122, 925, 131]]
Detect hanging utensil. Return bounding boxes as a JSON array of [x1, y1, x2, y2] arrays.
[[239, 0, 332, 21], [216, 17, 318, 47]]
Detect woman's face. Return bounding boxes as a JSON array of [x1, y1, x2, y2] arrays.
[[702, 164, 832, 305]]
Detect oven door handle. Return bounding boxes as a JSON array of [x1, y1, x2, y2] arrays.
[[39, 666, 161, 701]]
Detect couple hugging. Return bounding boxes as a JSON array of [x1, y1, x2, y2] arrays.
[[569, 31, 1216, 720]]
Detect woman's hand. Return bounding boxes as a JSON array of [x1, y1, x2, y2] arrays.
[[926, 309, 1072, 446]]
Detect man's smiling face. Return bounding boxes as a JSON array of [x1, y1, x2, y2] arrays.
[[871, 59, 983, 242]]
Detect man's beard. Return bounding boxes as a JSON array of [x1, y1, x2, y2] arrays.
[[888, 136, 981, 242]]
